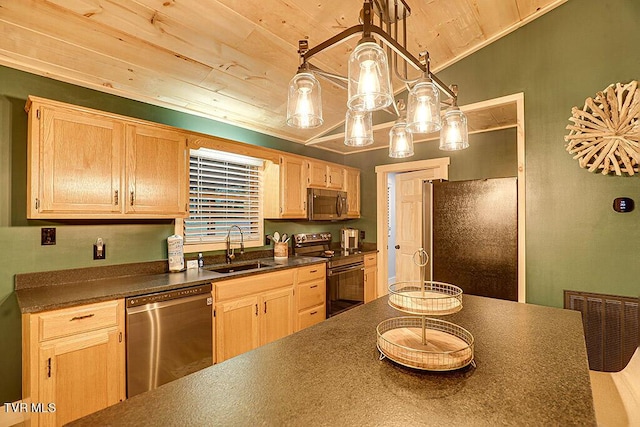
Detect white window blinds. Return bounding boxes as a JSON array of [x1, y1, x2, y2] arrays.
[[184, 148, 263, 245]]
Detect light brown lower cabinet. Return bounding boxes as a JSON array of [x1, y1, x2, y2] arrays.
[[364, 253, 378, 303], [22, 300, 126, 427], [19, 264, 327, 425], [214, 269, 295, 363]]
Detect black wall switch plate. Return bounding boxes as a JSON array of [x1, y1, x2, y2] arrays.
[[41, 228, 56, 245]]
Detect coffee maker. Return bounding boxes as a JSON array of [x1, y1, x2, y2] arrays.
[[340, 228, 360, 252]]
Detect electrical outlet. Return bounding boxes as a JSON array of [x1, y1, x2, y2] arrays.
[[41, 228, 56, 245], [360, 230, 365, 241]]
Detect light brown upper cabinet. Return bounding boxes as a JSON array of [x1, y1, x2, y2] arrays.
[[124, 124, 187, 216], [26, 96, 188, 219], [306, 160, 328, 188], [264, 155, 307, 219], [306, 160, 344, 190], [345, 168, 361, 218], [326, 164, 345, 190]]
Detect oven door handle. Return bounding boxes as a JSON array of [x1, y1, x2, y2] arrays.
[[328, 264, 365, 276]]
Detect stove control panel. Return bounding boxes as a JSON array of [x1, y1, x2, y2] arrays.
[[293, 232, 332, 246]]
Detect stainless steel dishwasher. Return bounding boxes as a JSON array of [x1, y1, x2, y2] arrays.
[[126, 283, 213, 397]]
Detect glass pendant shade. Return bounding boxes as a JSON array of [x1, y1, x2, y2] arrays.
[[388, 119, 414, 158], [344, 109, 374, 147], [286, 72, 323, 128], [407, 78, 441, 134], [440, 108, 469, 151], [347, 41, 393, 112]]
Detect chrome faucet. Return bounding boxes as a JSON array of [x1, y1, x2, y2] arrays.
[[226, 225, 244, 263]]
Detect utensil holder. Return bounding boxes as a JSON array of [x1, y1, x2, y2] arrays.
[[274, 242, 288, 263]]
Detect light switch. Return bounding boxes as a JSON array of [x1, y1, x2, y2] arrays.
[[94, 238, 106, 260]]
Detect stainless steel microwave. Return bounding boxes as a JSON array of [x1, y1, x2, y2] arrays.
[[308, 188, 348, 221]]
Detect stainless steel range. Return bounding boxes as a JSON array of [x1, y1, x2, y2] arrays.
[[292, 232, 364, 317]]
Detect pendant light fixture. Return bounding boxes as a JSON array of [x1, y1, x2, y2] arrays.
[[406, 53, 441, 134], [347, 41, 393, 112], [389, 118, 414, 158], [286, 0, 469, 157], [286, 70, 323, 129], [344, 109, 374, 147], [439, 85, 469, 151], [388, 100, 413, 158]]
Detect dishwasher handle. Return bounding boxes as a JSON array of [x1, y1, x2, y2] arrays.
[[126, 292, 212, 315], [126, 283, 212, 308]]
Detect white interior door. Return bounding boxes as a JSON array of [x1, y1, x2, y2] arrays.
[[394, 170, 432, 283]]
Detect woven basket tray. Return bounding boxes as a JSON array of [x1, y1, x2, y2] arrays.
[[388, 281, 463, 315], [377, 316, 474, 371]]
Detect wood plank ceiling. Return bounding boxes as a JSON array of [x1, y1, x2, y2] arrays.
[[0, 0, 565, 153]]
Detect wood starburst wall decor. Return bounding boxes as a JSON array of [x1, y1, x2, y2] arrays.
[[565, 80, 640, 176]]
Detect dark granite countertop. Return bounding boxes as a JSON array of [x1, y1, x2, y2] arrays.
[[70, 295, 596, 426], [16, 256, 327, 314]]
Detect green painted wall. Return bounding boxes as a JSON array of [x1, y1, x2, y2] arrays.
[[346, 0, 640, 309]]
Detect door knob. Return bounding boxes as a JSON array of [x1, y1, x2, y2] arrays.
[[395, 245, 400, 249]]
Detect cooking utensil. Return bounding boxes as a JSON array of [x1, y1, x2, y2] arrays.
[[281, 233, 288, 243], [273, 232, 280, 243]]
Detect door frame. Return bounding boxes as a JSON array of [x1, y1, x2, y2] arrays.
[[375, 92, 526, 302]]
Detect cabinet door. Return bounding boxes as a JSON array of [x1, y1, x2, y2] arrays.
[[280, 156, 307, 218], [261, 287, 294, 346], [307, 160, 327, 188], [327, 165, 344, 190], [37, 106, 124, 216], [215, 295, 259, 363], [364, 267, 377, 303], [364, 253, 377, 303], [125, 124, 187, 216], [345, 169, 361, 218], [37, 328, 124, 426]]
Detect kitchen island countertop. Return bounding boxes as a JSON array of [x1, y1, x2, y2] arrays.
[[70, 294, 596, 426]]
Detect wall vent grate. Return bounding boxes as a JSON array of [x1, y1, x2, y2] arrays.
[[564, 290, 638, 372]]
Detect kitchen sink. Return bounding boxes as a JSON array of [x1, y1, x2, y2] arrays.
[[206, 261, 272, 274]]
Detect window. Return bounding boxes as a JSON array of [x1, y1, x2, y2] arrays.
[[180, 148, 264, 253]]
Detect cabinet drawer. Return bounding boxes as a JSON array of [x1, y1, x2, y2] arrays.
[[364, 253, 377, 267], [297, 279, 325, 311], [297, 304, 325, 331], [38, 300, 121, 342], [296, 279, 326, 310], [297, 264, 325, 283]]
